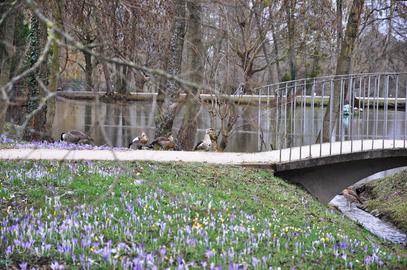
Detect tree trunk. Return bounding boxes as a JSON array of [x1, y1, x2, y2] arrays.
[[4, 10, 25, 129], [336, 0, 343, 56], [23, 14, 49, 141], [114, 64, 128, 95], [253, 3, 273, 84], [155, 0, 187, 137], [285, 0, 296, 80], [270, 20, 281, 82], [0, 5, 16, 134], [102, 61, 113, 95], [45, 0, 64, 139], [310, 32, 322, 78], [320, 0, 364, 142], [84, 48, 93, 92], [219, 104, 238, 151], [177, 0, 204, 150]]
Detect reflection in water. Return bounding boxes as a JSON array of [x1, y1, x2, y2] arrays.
[[53, 98, 407, 152]]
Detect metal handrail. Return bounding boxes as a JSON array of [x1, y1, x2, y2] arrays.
[[255, 72, 407, 162], [253, 72, 407, 91]]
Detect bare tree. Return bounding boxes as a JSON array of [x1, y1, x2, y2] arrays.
[[321, 0, 365, 142], [177, 0, 204, 150], [284, 0, 297, 81], [155, 0, 187, 137], [23, 12, 49, 140], [45, 0, 64, 137]]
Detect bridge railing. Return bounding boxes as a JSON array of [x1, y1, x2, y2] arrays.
[[254, 72, 407, 162]]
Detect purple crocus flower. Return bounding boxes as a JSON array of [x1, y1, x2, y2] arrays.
[[19, 262, 28, 270], [177, 256, 184, 265], [5, 245, 13, 256], [146, 253, 155, 265], [159, 246, 167, 256], [339, 242, 348, 249], [132, 257, 143, 270], [205, 249, 214, 258], [252, 257, 259, 268], [102, 247, 112, 261], [50, 261, 65, 270]]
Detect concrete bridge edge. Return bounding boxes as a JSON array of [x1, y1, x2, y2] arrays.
[[272, 149, 407, 203]]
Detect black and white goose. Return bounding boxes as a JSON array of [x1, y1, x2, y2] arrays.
[[60, 130, 93, 144], [129, 132, 149, 150], [194, 128, 214, 151]]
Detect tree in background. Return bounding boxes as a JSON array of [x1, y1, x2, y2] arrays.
[[321, 0, 365, 142], [0, 1, 27, 134], [23, 12, 49, 140], [155, 0, 187, 137], [177, 0, 204, 150], [0, 0, 406, 149]]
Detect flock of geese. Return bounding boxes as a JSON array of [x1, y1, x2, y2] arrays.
[[60, 128, 219, 151], [60, 130, 367, 209]]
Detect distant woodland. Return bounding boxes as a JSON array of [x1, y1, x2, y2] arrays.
[[0, 0, 406, 149]]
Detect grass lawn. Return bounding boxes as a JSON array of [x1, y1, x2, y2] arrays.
[[363, 169, 407, 233], [0, 160, 406, 269]]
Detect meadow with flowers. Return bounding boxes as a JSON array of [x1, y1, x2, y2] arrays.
[[0, 138, 406, 269]]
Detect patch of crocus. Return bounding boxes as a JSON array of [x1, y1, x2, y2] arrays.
[[0, 160, 404, 269], [50, 262, 65, 270], [0, 133, 14, 144], [0, 136, 129, 151]]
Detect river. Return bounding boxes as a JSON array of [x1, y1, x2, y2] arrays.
[[52, 98, 407, 151]]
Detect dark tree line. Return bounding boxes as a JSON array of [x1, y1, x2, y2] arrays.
[[0, 0, 406, 148]]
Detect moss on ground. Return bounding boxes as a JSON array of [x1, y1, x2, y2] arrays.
[[363, 169, 407, 233]]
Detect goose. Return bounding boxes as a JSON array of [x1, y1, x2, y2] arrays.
[[194, 128, 214, 151], [149, 133, 175, 150], [341, 186, 362, 208], [60, 130, 93, 144], [129, 132, 149, 150]]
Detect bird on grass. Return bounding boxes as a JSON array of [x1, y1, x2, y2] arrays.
[[60, 130, 93, 144], [194, 128, 215, 151], [129, 132, 149, 150], [341, 186, 363, 208], [149, 133, 176, 150]]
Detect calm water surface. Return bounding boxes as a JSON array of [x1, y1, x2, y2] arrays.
[[52, 98, 407, 152]]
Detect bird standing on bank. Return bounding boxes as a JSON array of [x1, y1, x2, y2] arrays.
[[341, 186, 362, 208], [60, 130, 93, 144], [194, 128, 214, 151], [149, 133, 176, 150], [129, 132, 149, 150]]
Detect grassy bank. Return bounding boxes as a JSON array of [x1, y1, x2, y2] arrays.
[[0, 160, 406, 269], [363, 170, 407, 233]]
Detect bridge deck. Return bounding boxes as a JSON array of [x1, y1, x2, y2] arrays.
[[0, 140, 405, 166]]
